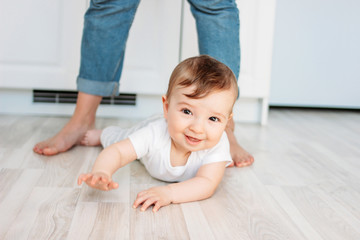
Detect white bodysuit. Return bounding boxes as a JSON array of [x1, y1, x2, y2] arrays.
[[101, 116, 232, 182]]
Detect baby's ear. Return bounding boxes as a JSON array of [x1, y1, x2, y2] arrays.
[[162, 95, 169, 119]]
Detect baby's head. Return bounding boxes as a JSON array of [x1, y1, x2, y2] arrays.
[[163, 55, 238, 152], [166, 55, 238, 104]]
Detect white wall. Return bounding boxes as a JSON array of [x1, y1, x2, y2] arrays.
[[269, 0, 360, 109]]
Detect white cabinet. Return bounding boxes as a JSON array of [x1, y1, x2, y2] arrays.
[[0, 0, 86, 90]]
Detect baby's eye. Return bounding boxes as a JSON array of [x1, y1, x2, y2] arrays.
[[182, 109, 192, 115], [209, 116, 220, 122]]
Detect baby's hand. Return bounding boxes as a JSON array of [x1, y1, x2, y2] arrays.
[[133, 186, 173, 212], [78, 172, 119, 191]]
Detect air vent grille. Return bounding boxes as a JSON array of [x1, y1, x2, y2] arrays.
[[33, 90, 136, 105]]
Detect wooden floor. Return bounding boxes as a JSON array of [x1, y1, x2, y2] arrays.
[[0, 109, 360, 240]]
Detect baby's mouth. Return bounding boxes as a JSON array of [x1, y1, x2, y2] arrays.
[[185, 135, 202, 145]]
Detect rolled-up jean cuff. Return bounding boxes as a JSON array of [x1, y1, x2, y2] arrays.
[[77, 77, 119, 96]]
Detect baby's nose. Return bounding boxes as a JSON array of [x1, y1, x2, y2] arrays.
[[189, 119, 204, 133]]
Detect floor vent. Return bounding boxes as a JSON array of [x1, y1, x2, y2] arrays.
[[33, 90, 136, 105]]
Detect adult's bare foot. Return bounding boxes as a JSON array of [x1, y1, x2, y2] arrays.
[[228, 139, 254, 167], [33, 118, 95, 156], [226, 118, 254, 168], [33, 92, 102, 156]]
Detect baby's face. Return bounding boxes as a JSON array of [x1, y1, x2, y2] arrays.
[[163, 85, 235, 154]]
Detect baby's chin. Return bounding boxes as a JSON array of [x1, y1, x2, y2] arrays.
[[185, 142, 218, 153]]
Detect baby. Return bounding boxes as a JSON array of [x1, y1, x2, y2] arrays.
[[78, 55, 239, 212]]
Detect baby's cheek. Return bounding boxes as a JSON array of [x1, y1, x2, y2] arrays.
[[168, 119, 184, 132], [167, 124, 181, 142], [208, 130, 224, 145]]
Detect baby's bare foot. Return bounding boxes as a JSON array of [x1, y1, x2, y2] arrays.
[[33, 119, 94, 156], [80, 129, 102, 146]]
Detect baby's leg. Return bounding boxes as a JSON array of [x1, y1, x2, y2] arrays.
[[80, 129, 102, 146], [101, 115, 162, 148]]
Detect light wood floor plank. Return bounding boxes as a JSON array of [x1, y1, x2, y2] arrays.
[[311, 185, 360, 235], [314, 180, 360, 229], [216, 168, 306, 240], [0, 169, 23, 203], [68, 202, 129, 240], [67, 202, 99, 240], [267, 186, 323, 240], [4, 187, 79, 240], [181, 202, 215, 240], [0, 169, 43, 238], [283, 186, 360, 240]]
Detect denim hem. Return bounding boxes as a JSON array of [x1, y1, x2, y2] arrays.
[[77, 77, 119, 96]]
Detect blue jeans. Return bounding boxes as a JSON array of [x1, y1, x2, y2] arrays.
[[77, 0, 240, 96]]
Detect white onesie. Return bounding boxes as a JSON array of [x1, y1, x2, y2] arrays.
[[101, 116, 232, 182]]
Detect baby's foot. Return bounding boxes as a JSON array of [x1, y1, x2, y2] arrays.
[[33, 118, 94, 156], [80, 129, 102, 146]]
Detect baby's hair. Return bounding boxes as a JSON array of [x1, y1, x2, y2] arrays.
[[166, 55, 238, 101]]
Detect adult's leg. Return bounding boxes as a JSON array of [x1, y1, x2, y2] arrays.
[[33, 0, 141, 155], [188, 0, 254, 167], [188, 0, 240, 78]]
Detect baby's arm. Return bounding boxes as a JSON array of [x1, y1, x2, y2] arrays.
[[78, 138, 137, 191], [133, 161, 227, 212]]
